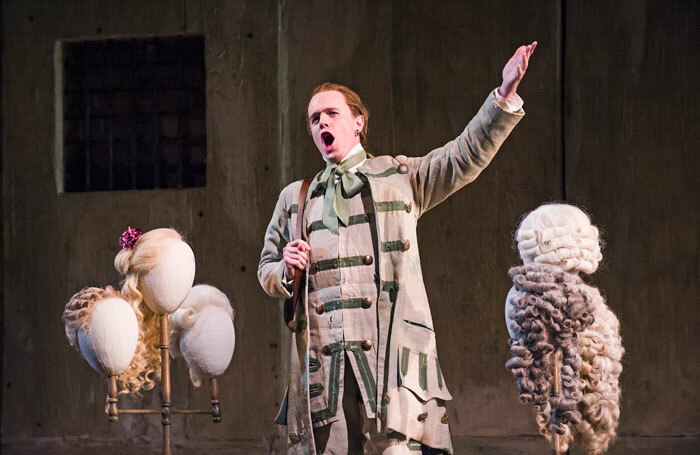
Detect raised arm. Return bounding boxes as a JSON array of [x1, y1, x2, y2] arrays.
[[407, 42, 536, 216]]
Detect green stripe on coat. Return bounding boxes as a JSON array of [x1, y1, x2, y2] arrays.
[[310, 349, 341, 423], [350, 349, 377, 412], [309, 357, 321, 373], [308, 214, 368, 233], [323, 298, 366, 312], [309, 383, 325, 398], [418, 352, 428, 391], [381, 240, 406, 252], [407, 439, 423, 451], [316, 255, 371, 272], [363, 167, 399, 178], [381, 280, 399, 292], [375, 200, 407, 212], [400, 347, 410, 378]]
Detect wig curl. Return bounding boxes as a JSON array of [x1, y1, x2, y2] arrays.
[[575, 288, 624, 454], [114, 227, 184, 395], [506, 263, 596, 447], [62, 286, 121, 350], [516, 204, 602, 274]]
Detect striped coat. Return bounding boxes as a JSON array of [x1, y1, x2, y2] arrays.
[[258, 94, 523, 453]]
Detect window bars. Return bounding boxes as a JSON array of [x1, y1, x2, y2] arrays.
[[62, 35, 206, 192]]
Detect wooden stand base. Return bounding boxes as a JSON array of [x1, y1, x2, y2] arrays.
[[106, 314, 223, 454]]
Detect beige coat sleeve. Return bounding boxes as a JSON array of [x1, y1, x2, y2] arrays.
[[406, 92, 524, 217], [257, 184, 295, 300]]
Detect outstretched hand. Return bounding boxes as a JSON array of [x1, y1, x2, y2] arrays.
[[498, 41, 537, 101]]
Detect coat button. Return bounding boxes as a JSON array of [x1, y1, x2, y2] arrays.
[[398, 164, 409, 174], [401, 239, 410, 252], [405, 202, 412, 213], [287, 320, 297, 332], [361, 339, 373, 351], [363, 255, 373, 265], [289, 433, 301, 444], [384, 393, 391, 403], [307, 223, 314, 235], [310, 263, 319, 274], [441, 412, 449, 424], [417, 412, 428, 422], [322, 345, 332, 356], [361, 297, 372, 309], [316, 303, 325, 315]]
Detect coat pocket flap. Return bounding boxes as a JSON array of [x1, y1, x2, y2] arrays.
[[398, 345, 452, 401]]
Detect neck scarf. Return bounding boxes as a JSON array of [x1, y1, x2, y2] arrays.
[[318, 150, 367, 234]]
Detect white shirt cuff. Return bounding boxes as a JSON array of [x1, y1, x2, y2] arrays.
[[493, 88, 524, 113]]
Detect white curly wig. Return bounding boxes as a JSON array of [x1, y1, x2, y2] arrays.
[[516, 203, 602, 274]]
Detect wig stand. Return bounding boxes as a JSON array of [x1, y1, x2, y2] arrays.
[[549, 350, 568, 455], [106, 314, 223, 454]]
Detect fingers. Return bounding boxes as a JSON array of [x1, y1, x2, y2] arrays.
[[283, 250, 308, 270], [283, 239, 310, 272], [516, 41, 537, 59], [288, 239, 311, 252], [526, 41, 537, 58]]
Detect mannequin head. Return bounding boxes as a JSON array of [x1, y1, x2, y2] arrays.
[[63, 286, 138, 376], [516, 203, 602, 274], [169, 285, 236, 387], [113, 227, 195, 395], [115, 228, 195, 314]]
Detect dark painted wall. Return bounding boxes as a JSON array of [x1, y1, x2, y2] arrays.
[[1, 0, 698, 453]]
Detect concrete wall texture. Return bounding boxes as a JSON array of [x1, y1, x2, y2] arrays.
[[2, 0, 699, 453]]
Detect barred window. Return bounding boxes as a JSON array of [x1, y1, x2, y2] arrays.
[[59, 35, 206, 192]]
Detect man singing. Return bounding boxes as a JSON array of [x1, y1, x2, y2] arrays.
[[259, 42, 537, 454]]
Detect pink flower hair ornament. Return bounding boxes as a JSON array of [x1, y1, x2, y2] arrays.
[[119, 227, 142, 250]]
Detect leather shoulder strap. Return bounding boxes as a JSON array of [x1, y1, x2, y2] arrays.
[[285, 178, 312, 329], [295, 178, 312, 242]]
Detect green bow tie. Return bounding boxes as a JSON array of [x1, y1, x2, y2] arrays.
[[318, 150, 367, 234]]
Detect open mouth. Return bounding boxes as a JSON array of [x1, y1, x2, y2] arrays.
[[321, 132, 335, 150]]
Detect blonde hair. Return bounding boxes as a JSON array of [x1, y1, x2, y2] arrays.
[[113, 227, 183, 395], [517, 204, 602, 274], [63, 286, 121, 351]]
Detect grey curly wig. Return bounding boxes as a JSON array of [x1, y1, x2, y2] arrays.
[[506, 203, 623, 454]]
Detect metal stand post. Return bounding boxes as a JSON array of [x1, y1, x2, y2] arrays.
[[160, 314, 172, 455], [550, 350, 561, 455], [105, 313, 223, 454]]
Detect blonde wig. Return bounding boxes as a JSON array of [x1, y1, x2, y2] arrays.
[[63, 286, 121, 351], [169, 284, 236, 387], [114, 228, 184, 395], [516, 203, 602, 275]]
